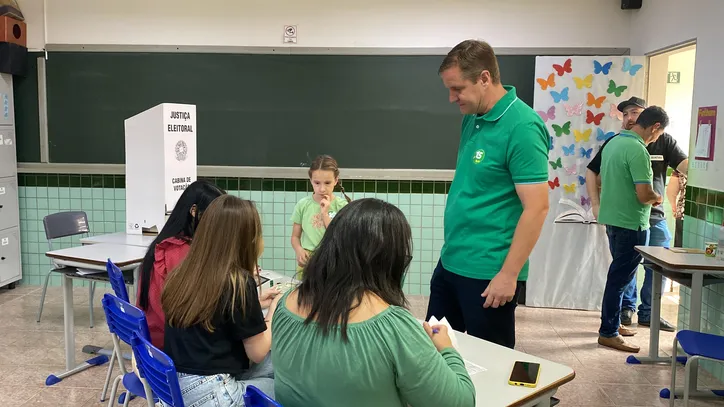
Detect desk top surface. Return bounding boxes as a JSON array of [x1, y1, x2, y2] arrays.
[[80, 232, 155, 248], [46, 243, 147, 267], [635, 246, 724, 272], [455, 331, 575, 406]]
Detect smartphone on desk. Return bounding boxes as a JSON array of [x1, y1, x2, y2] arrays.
[[508, 361, 541, 388]]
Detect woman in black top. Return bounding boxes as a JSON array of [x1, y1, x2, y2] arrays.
[[161, 195, 281, 406]]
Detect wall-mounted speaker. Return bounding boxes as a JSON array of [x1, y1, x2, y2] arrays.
[[0, 42, 27, 75], [621, 0, 643, 9], [0, 15, 26, 47]]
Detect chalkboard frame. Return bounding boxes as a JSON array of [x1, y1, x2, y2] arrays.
[[16, 45, 630, 172]]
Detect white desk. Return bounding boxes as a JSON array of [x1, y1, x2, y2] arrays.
[[80, 232, 156, 248], [633, 246, 724, 401], [455, 330, 575, 406], [44, 243, 146, 384]]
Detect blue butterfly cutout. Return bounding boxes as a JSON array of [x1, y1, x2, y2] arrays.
[[562, 144, 576, 156], [580, 147, 593, 159], [593, 60, 613, 75], [550, 87, 570, 103], [597, 128, 616, 141], [549, 136, 554, 151], [578, 175, 586, 185], [622, 57, 643, 76]]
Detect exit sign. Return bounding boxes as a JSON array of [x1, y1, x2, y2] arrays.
[[667, 71, 681, 83]]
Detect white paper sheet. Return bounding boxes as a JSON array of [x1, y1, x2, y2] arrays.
[[695, 123, 712, 157], [427, 316, 459, 348], [464, 359, 487, 375], [75, 268, 105, 276]]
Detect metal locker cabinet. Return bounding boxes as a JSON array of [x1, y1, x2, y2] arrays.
[[0, 227, 20, 287], [0, 177, 19, 231], [0, 127, 16, 178], [0, 73, 13, 127]]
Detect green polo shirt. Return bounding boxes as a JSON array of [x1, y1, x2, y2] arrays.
[[440, 86, 550, 281], [598, 129, 653, 231]]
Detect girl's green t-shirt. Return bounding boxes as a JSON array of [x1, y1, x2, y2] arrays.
[[290, 195, 348, 251]]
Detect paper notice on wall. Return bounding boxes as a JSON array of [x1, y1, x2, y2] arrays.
[[695, 106, 717, 161], [695, 123, 712, 157]]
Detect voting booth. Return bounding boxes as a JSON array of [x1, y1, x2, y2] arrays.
[[124, 103, 197, 235]]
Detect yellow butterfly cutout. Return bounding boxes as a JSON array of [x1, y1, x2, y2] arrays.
[[574, 129, 592, 142], [573, 74, 593, 89], [563, 183, 577, 194]]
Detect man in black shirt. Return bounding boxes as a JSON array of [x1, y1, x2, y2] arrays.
[[586, 97, 688, 332]]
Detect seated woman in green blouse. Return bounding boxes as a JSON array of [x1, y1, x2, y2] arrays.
[[271, 198, 476, 407]]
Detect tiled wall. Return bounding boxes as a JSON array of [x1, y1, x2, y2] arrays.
[[17, 173, 450, 295], [678, 185, 724, 381]]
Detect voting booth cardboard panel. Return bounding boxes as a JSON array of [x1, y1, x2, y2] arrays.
[[124, 103, 197, 235]]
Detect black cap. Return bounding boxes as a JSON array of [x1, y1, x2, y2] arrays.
[[617, 96, 646, 113]]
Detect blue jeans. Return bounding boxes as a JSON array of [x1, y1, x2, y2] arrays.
[[621, 219, 671, 322], [167, 354, 275, 407], [600, 225, 650, 338]]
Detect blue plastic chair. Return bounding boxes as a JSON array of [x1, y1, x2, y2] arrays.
[[243, 385, 283, 407], [100, 260, 134, 403], [668, 330, 724, 406], [130, 332, 185, 407], [106, 258, 130, 302], [101, 293, 151, 407]]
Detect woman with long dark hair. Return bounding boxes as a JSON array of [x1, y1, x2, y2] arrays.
[[137, 180, 224, 349], [272, 198, 475, 407]]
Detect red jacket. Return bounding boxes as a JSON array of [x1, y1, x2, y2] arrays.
[[138, 236, 191, 349]]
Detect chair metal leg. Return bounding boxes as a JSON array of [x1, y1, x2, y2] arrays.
[[36, 270, 54, 322], [100, 349, 116, 402], [141, 378, 155, 407], [669, 337, 678, 407], [107, 375, 122, 407], [88, 282, 96, 328], [683, 356, 698, 406], [122, 390, 131, 407]]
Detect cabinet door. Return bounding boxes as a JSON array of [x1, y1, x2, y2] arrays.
[[0, 227, 21, 286], [0, 127, 17, 178], [0, 177, 19, 231], [0, 73, 13, 126]]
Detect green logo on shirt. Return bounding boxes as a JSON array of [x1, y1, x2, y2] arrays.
[[473, 149, 485, 164]]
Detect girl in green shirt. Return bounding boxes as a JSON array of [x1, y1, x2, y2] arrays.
[[290, 155, 351, 276], [274, 198, 476, 407]]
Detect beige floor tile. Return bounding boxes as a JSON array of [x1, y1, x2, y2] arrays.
[[3, 285, 724, 407]]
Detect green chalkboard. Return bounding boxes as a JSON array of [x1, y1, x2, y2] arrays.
[[12, 52, 42, 163], [35, 52, 537, 169]]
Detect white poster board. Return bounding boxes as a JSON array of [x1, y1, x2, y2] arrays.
[[528, 56, 645, 310]]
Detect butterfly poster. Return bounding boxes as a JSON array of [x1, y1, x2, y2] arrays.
[[528, 55, 645, 311]]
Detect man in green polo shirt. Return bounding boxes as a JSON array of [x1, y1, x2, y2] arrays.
[[426, 40, 550, 349], [597, 106, 669, 352]]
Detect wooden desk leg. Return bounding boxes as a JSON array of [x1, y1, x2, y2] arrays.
[[62, 273, 75, 371]]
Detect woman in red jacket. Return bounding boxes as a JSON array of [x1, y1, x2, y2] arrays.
[[137, 180, 225, 349]]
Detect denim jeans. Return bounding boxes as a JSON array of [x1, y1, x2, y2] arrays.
[[621, 219, 671, 322], [166, 354, 275, 407], [600, 225, 650, 338]]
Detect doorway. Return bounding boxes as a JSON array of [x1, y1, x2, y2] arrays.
[[644, 43, 697, 323]]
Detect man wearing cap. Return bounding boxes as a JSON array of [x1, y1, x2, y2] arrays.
[[586, 97, 688, 335]]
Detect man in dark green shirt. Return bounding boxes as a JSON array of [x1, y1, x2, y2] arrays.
[[597, 106, 669, 352], [426, 40, 550, 349]]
